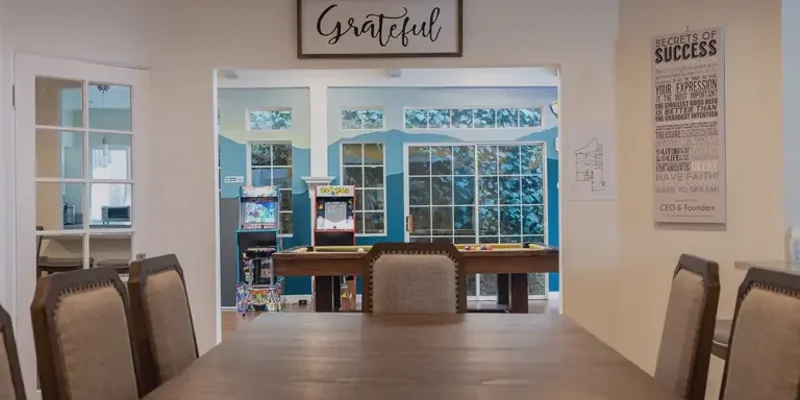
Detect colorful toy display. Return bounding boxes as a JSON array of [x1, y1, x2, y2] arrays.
[[236, 186, 284, 314], [313, 185, 357, 311], [463, 245, 494, 251]]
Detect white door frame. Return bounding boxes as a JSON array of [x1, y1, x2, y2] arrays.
[[13, 53, 150, 399], [0, 21, 10, 310], [401, 141, 550, 301]]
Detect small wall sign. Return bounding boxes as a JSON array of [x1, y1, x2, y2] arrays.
[[224, 176, 245, 184], [297, 0, 463, 59]]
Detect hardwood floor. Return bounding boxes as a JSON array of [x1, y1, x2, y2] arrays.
[[222, 300, 560, 340]]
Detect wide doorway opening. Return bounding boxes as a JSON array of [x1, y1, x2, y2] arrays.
[[215, 67, 561, 314]]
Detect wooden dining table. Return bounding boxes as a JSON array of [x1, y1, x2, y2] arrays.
[[143, 313, 679, 400]]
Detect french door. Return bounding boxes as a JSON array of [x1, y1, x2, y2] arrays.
[[13, 53, 149, 399], [403, 143, 548, 300]]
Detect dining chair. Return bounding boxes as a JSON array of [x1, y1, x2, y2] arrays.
[[720, 267, 800, 400], [128, 254, 198, 396], [654, 254, 720, 400], [0, 303, 26, 399], [30, 268, 140, 400], [35, 226, 85, 279], [362, 243, 467, 313]]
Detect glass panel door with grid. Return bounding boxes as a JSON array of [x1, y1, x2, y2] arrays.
[[14, 53, 149, 399], [404, 143, 548, 300]]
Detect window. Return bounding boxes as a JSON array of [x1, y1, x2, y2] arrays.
[[248, 108, 292, 131], [248, 142, 293, 235], [341, 143, 386, 235], [90, 146, 132, 224], [341, 108, 385, 130], [406, 143, 547, 297], [404, 108, 543, 129]]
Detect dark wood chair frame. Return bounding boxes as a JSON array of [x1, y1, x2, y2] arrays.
[[30, 268, 141, 400], [362, 243, 468, 313], [667, 254, 720, 400], [718, 267, 800, 400], [128, 253, 198, 396], [0, 303, 26, 399], [35, 226, 87, 278]]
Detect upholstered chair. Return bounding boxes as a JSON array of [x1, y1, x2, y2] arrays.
[[363, 243, 467, 313], [720, 267, 800, 400], [0, 303, 26, 399], [30, 268, 139, 400], [654, 254, 720, 400], [128, 254, 198, 396]]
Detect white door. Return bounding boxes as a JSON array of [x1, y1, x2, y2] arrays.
[[13, 53, 149, 399]]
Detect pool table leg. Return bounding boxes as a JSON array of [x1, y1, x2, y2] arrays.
[[497, 274, 510, 308], [314, 276, 335, 312], [509, 273, 529, 314], [332, 276, 342, 311]]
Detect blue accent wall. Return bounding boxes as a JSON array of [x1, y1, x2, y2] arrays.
[[219, 135, 247, 198]]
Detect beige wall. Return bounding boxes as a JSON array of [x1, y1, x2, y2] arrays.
[[616, 0, 782, 395]]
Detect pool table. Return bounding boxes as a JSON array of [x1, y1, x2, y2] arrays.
[[272, 243, 558, 313]]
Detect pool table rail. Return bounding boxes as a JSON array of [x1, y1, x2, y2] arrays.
[[272, 246, 559, 276]]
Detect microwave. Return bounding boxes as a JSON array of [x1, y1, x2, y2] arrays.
[[102, 206, 131, 224]]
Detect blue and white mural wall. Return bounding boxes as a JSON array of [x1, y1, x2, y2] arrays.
[[218, 88, 312, 295], [326, 87, 560, 292]]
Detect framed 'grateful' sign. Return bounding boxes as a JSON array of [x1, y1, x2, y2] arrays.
[[297, 0, 463, 58]]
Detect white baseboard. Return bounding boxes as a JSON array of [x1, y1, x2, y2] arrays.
[[547, 291, 561, 300]]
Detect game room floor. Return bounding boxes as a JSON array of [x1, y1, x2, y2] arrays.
[[222, 300, 560, 340]]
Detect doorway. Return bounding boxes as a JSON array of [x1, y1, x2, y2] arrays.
[[13, 53, 149, 398]]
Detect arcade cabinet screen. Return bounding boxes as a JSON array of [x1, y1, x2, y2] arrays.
[[324, 202, 347, 225], [244, 200, 277, 226]]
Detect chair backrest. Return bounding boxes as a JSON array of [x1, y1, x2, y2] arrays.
[[654, 254, 720, 400], [0, 304, 26, 400], [720, 267, 800, 400], [128, 254, 198, 396], [362, 243, 467, 314], [30, 268, 139, 400]]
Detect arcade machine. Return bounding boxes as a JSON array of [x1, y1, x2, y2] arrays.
[[235, 186, 284, 314], [313, 185, 357, 311]]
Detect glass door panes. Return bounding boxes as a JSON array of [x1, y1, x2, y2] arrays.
[[407, 143, 548, 298], [35, 78, 135, 272]]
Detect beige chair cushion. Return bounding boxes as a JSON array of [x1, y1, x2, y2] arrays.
[[55, 286, 138, 400], [144, 270, 196, 381], [0, 332, 16, 400], [654, 269, 706, 397], [371, 254, 457, 314], [723, 287, 800, 400]]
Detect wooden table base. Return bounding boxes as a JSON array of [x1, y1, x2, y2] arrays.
[[314, 274, 530, 313], [496, 273, 529, 313]]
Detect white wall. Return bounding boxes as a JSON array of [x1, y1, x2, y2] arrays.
[[616, 0, 782, 396], [2, 0, 621, 362]]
